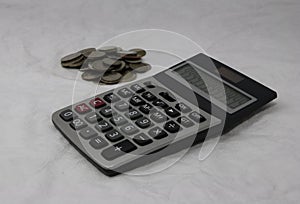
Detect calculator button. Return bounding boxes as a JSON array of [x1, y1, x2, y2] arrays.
[[125, 109, 142, 120], [177, 116, 194, 128], [60, 109, 77, 122], [175, 103, 192, 113], [153, 99, 168, 109], [117, 88, 133, 98], [142, 92, 157, 101], [133, 133, 153, 146], [100, 106, 115, 118], [70, 118, 88, 130], [150, 111, 168, 123], [89, 98, 106, 109], [85, 112, 102, 124], [164, 121, 181, 133], [114, 101, 131, 112], [120, 123, 139, 135], [105, 129, 124, 142], [95, 120, 113, 132], [101, 140, 137, 161], [165, 107, 180, 118], [139, 103, 153, 114], [149, 127, 168, 139], [103, 93, 121, 103], [79, 127, 98, 140], [189, 112, 206, 123], [143, 81, 156, 89], [89, 136, 108, 150], [130, 95, 146, 106], [75, 103, 91, 114], [159, 92, 176, 102], [135, 117, 152, 129], [110, 115, 128, 126], [130, 84, 145, 93]]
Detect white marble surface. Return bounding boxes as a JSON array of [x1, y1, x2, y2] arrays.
[[1, 0, 300, 203]]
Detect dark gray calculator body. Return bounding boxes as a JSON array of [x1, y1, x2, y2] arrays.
[[52, 53, 277, 176]]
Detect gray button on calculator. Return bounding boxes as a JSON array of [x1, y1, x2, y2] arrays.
[[114, 101, 131, 112], [117, 88, 133, 98], [89, 136, 108, 150], [150, 111, 168, 123], [177, 116, 194, 128], [101, 140, 137, 161], [149, 127, 168, 139], [70, 118, 87, 130], [79, 127, 98, 139], [85, 112, 102, 124], [189, 112, 206, 123]]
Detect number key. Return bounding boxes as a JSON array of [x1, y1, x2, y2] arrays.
[[110, 115, 128, 126], [70, 118, 87, 130], [95, 120, 113, 132], [120, 123, 139, 135], [135, 117, 152, 129], [125, 109, 142, 120], [105, 129, 124, 142], [85, 112, 102, 124], [60, 109, 77, 122]]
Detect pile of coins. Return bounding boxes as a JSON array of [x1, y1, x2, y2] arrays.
[[61, 46, 151, 84]]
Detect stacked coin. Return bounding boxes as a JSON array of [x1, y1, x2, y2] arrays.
[[61, 46, 151, 84]]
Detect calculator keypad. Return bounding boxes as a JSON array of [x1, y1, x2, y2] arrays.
[[57, 79, 213, 165]]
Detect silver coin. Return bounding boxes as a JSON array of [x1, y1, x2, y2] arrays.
[[91, 60, 109, 72], [111, 61, 126, 72], [120, 70, 137, 82], [129, 48, 146, 57], [79, 48, 96, 58], [62, 55, 85, 68], [100, 72, 123, 84], [116, 50, 139, 59], [98, 46, 119, 53], [125, 58, 143, 64], [130, 63, 151, 73], [87, 50, 106, 59], [81, 70, 102, 81], [102, 58, 122, 67], [61, 52, 83, 63]]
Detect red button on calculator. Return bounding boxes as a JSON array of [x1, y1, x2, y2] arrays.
[[90, 98, 106, 109], [75, 103, 91, 114]]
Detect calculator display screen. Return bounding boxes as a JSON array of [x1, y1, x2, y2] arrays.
[[173, 64, 252, 110]]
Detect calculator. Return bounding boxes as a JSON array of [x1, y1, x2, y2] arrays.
[[52, 53, 277, 176]]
